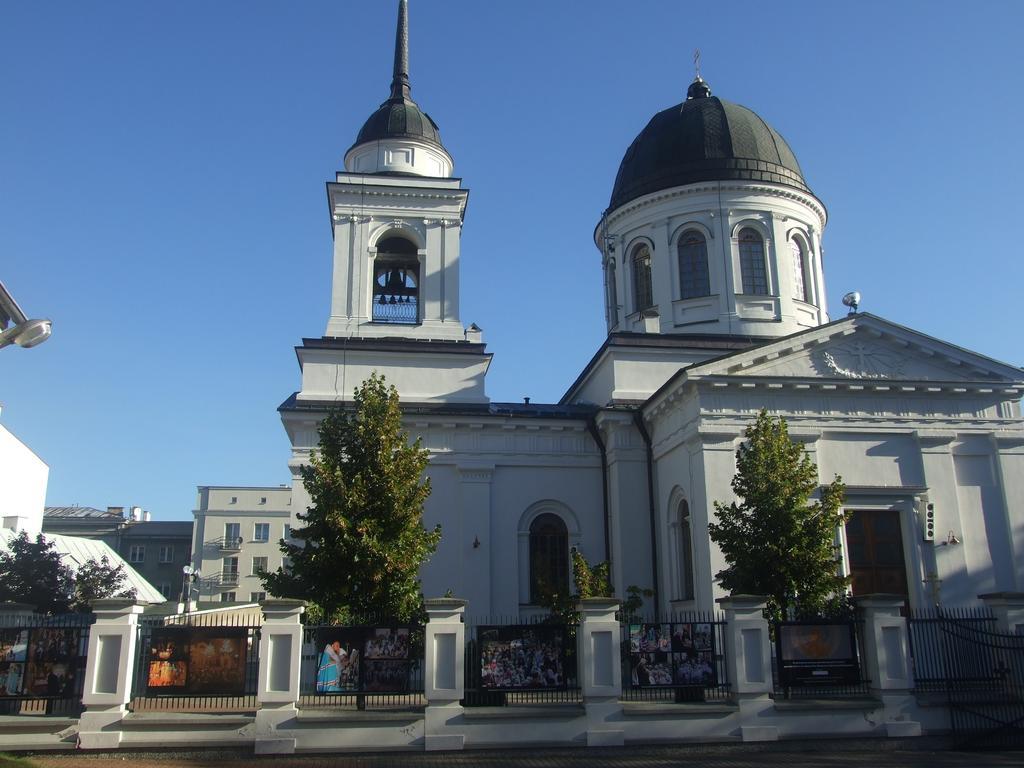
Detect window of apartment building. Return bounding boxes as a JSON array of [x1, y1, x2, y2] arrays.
[[223, 557, 239, 584], [224, 522, 241, 547], [159, 545, 174, 563], [252, 556, 268, 575], [230, 496, 237, 504], [128, 545, 145, 563], [220, 592, 236, 603], [254, 522, 270, 542], [250, 591, 266, 603], [159, 583, 172, 599], [259, 496, 267, 505], [283, 524, 291, 541]]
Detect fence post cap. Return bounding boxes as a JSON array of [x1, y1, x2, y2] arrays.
[[0, 601, 35, 614], [259, 598, 307, 611], [424, 597, 468, 611], [716, 594, 768, 609], [853, 594, 907, 606], [978, 591, 1024, 603], [90, 598, 146, 617]]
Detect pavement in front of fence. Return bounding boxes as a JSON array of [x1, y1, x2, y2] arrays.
[[21, 741, 1024, 768]]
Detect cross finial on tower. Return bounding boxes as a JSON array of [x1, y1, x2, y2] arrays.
[[694, 48, 702, 81], [390, 0, 412, 101]]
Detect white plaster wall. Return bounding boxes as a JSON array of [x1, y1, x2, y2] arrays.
[[0, 422, 48, 537]]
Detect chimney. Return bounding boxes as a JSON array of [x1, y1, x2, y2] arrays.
[[107, 506, 125, 518], [143, 510, 151, 522], [130, 506, 143, 522]]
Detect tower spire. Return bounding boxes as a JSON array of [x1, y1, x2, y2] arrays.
[[390, 0, 411, 101]]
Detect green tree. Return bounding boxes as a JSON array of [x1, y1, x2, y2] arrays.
[[261, 373, 440, 622], [708, 410, 848, 624], [71, 555, 137, 612], [0, 531, 74, 613]]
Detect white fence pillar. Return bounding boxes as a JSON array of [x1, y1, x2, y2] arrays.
[[578, 598, 623, 747], [717, 595, 776, 742], [855, 594, 921, 737], [423, 597, 466, 752], [855, 594, 912, 692], [78, 599, 144, 750], [254, 599, 305, 755], [979, 592, 1024, 635]]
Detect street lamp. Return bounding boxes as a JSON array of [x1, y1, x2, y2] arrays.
[[181, 565, 201, 614], [0, 280, 51, 350]]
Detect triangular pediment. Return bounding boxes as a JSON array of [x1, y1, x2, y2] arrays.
[[688, 314, 1023, 384]]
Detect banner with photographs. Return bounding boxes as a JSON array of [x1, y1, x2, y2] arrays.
[[479, 625, 567, 691], [776, 622, 860, 687], [22, 627, 82, 698], [628, 622, 715, 687], [314, 627, 411, 694], [0, 629, 29, 697], [146, 627, 248, 696]]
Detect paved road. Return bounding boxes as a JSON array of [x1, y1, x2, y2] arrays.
[[24, 743, 1024, 768]]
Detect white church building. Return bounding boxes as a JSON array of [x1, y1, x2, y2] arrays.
[[272, 0, 1024, 619]]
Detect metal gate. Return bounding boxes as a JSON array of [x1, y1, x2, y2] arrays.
[[910, 609, 1024, 749]]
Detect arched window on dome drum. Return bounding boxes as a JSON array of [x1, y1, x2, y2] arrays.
[[529, 513, 569, 604], [738, 228, 768, 296], [678, 500, 695, 601], [606, 259, 619, 327], [790, 238, 810, 303], [373, 237, 419, 324], [631, 244, 654, 311], [678, 231, 710, 299]]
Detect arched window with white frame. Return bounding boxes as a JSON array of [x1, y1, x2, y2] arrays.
[[677, 230, 710, 299], [678, 500, 695, 601], [529, 513, 569, 604], [790, 236, 811, 303], [738, 228, 768, 296], [606, 259, 619, 326], [631, 243, 653, 311]]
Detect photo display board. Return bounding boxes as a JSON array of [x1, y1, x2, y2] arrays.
[[776, 622, 860, 687], [628, 622, 716, 687], [147, 627, 248, 696], [0, 629, 29, 697], [478, 625, 568, 691], [21, 627, 83, 698], [314, 627, 411, 694]]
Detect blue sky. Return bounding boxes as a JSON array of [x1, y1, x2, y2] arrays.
[[2, 0, 1022, 522]]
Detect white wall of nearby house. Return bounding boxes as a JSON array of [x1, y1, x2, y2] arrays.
[[0, 419, 48, 538]]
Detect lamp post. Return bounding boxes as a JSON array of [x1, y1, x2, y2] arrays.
[[181, 565, 200, 614], [0, 280, 51, 350]]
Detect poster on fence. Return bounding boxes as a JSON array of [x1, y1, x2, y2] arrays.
[[146, 627, 248, 696], [22, 627, 82, 698], [313, 627, 411, 694], [628, 623, 715, 687], [776, 622, 860, 687], [478, 625, 567, 690], [0, 629, 29, 697]]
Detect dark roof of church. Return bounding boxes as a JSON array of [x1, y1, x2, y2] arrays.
[[609, 77, 810, 210], [349, 0, 447, 155]]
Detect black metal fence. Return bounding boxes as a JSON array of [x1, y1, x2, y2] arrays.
[[620, 612, 730, 703], [771, 619, 873, 698], [908, 606, 1024, 749], [463, 615, 581, 707], [130, 610, 261, 712], [0, 612, 93, 716], [299, 624, 424, 710]]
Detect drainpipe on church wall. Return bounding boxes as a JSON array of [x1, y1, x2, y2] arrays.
[[633, 411, 660, 622], [585, 416, 612, 567]]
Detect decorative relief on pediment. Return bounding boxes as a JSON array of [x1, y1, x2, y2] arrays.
[[813, 342, 906, 379]]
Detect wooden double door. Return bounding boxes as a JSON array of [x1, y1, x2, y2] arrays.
[[844, 509, 910, 598]]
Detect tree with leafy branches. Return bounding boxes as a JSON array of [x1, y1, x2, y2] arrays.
[[708, 410, 848, 624], [0, 531, 74, 613], [261, 373, 440, 623], [71, 555, 137, 612]]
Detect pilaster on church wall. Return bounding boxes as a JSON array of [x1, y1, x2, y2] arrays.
[[689, 429, 739, 609], [991, 434, 1024, 591]]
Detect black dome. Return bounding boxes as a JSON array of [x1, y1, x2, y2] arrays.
[[352, 96, 446, 152], [609, 79, 810, 210]]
